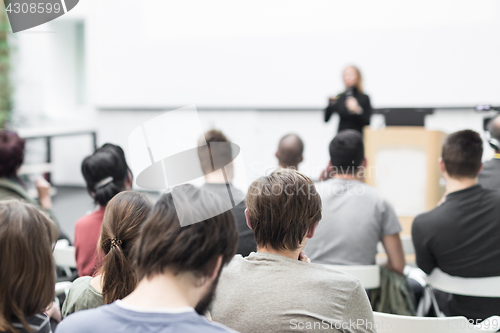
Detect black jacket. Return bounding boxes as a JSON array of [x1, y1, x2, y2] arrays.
[[324, 88, 372, 134]]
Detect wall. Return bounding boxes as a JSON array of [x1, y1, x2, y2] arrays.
[[9, 0, 499, 202]]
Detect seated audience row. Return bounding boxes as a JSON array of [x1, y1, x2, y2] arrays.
[[1, 125, 500, 333]]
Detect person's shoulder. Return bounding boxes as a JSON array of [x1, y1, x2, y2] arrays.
[[65, 276, 93, 301], [57, 305, 113, 332], [412, 206, 446, 230], [348, 181, 387, 204], [192, 316, 239, 333], [75, 208, 103, 227], [305, 263, 362, 291], [65, 276, 102, 304], [480, 184, 500, 196], [221, 254, 246, 273], [71, 276, 93, 288]]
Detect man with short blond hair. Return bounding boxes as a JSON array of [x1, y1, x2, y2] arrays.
[[211, 168, 376, 333]]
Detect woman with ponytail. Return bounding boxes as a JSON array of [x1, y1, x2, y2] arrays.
[[62, 191, 153, 317], [74, 144, 132, 277]]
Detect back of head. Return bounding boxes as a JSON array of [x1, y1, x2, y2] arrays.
[[198, 129, 232, 175], [246, 169, 322, 251], [0, 200, 58, 333], [487, 115, 500, 152], [329, 130, 364, 175], [133, 184, 238, 281], [442, 130, 483, 179], [99, 191, 153, 304], [0, 130, 25, 178], [276, 134, 304, 169], [81, 143, 130, 206]]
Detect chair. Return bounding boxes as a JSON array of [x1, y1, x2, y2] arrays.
[[373, 312, 500, 333], [55, 281, 72, 296], [321, 264, 380, 289], [425, 268, 500, 298], [53, 242, 77, 277]]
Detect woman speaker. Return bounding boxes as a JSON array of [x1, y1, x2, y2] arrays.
[[324, 66, 372, 134]]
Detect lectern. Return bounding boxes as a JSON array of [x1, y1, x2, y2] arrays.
[[364, 127, 446, 235]]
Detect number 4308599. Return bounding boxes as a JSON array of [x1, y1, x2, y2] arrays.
[[5, 2, 62, 14]]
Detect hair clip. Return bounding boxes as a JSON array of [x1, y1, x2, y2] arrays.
[[110, 238, 122, 248], [95, 176, 114, 190]]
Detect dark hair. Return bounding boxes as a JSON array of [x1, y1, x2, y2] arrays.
[[99, 191, 153, 304], [0, 131, 25, 178], [329, 130, 364, 173], [0, 200, 58, 333], [487, 115, 500, 144], [442, 130, 483, 178], [82, 144, 131, 206], [276, 134, 304, 169], [246, 169, 322, 251], [198, 129, 232, 175], [133, 184, 238, 281]]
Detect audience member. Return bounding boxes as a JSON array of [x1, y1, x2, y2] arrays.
[[479, 115, 500, 189], [306, 130, 405, 274], [275, 133, 304, 170], [211, 169, 376, 333], [0, 200, 59, 333], [0, 130, 61, 235], [62, 191, 153, 317], [199, 129, 256, 257], [412, 130, 500, 320], [56, 185, 238, 333], [75, 143, 132, 277]]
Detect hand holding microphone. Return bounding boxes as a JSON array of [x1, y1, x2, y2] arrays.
[[345, 87, 362, 114]]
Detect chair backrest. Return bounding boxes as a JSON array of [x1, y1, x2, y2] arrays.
[[53, 246, 77, 269], [373, 312, 500, 333], [425, 268, 500, 298], [321, 264, 380, 289]]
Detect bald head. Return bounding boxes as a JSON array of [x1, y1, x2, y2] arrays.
[[276, 134, 304, 170], [488, 115, 500, 152]]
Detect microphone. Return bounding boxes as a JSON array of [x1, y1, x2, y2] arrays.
[[345, 87, 354, 98]]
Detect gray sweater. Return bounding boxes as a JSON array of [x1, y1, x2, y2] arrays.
[[211, 252, 376, 333]]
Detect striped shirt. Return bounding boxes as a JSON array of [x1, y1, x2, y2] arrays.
[[2, 313, 51, 333]]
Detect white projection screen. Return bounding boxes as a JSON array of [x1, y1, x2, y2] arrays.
[[91, 0, 500, 109]]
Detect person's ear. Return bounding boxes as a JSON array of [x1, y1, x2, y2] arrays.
[[478, 162, 483, 175], [361, 158, 367, 168], [245, 209, 252, 230], [126, 170, 133, 189], [299, 156, 304, 163], [275, 151, 279, 159], [306, 221, 319, 239], [438, 157, 447, 175], [208, 256, 223, 281]]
